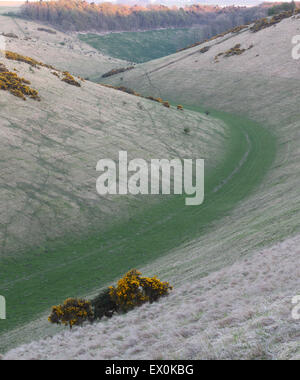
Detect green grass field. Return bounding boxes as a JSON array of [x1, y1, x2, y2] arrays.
[[0, 106, 276, 346], [78, 28, 205, 63]]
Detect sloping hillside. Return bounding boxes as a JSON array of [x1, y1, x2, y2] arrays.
[[0, 14, 128, 78], [0, 35, 236, 349], [1, 13, 300, 359], [0, 56, 228, 257], [105, 14, 300, 251], [4, 234, 300, 360]]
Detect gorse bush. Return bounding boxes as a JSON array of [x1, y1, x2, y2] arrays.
[[5, 51, 81, 87], [140, 275, 173, 303], [91, 289, 117, 320], [109, 269, 172, 313], [0, 64, 40, 101], [5, 51, 55, 70], [61, 71, 81, 87], [48, 298, 94, 329], [49, 270, 172, 328], [250, 11, 296, 33], [109, 269, 149, 312]]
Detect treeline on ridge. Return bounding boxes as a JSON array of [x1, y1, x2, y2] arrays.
[[19, 1, 267, 32]]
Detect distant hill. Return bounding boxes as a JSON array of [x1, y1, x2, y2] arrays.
[[0, 14, 128, 78]]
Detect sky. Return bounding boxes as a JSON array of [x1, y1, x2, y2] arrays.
[[0, 0, 278, 6]]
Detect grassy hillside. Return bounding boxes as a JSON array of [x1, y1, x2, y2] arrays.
[[79, 28, 205, 63], [0, 96, 276, 352], [0, 14, 128, 78], [0, 43, 238, 347], [105, 15, 300, 250], [1, 13, 300, 359]]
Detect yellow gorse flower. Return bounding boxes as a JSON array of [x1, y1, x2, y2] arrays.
[[48, 298, 94, 330], [109, 269, 172, 312]]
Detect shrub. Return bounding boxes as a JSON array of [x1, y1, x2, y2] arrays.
[[224, 44, 246, 57], [61, 71, 81, 87], [109, 269, 147, 312], [140, 276, 173, 303], [109, 269, 172, 313], [250, 11, 294, 33], [48, 270, 172, 328], [37, 27, 57, 34], [0, 65, 40, 101], [91, 288, 117, 320], [2, 32, 18, 39], [199, 46, 210, 53], [102, 66, 134, 78], [5, 50, 57, 71], [48, 298, 94, 329]]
